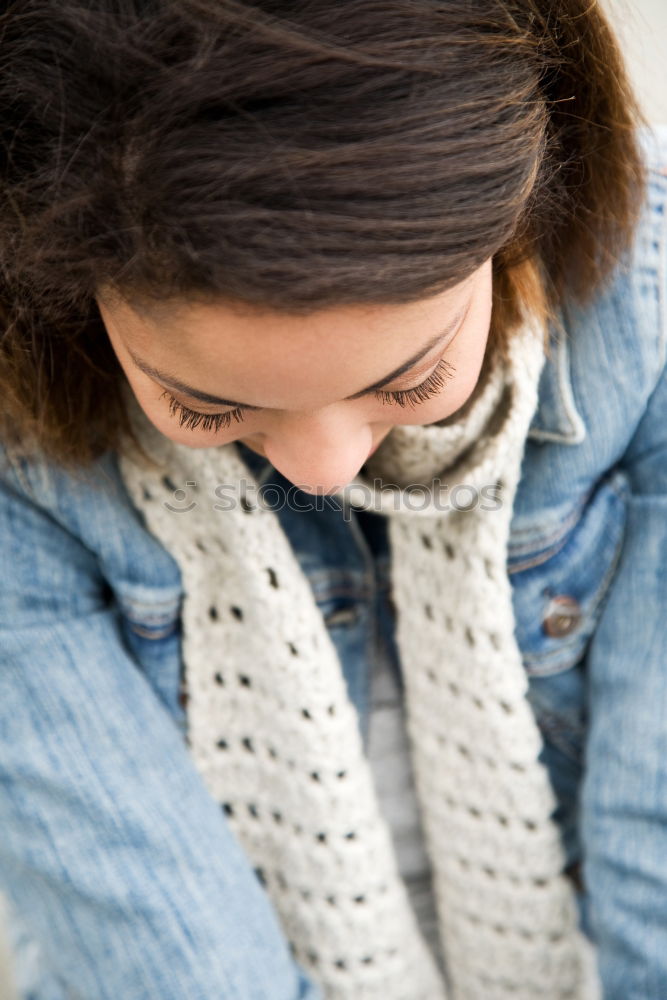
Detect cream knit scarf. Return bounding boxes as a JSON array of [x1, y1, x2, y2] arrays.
[[117, 316, 592, 1000]]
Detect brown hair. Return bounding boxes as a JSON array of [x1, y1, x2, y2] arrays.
[[0, 0, 646, 470]]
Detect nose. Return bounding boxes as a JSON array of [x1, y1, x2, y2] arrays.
[[261, 410, 373, 495]]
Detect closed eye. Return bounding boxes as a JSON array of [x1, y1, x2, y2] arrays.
[[160, 356, 456, 432], [373, 357, 456, 407], [160, 391, 247, 432]]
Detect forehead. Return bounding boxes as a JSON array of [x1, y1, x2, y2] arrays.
[[99, 272, 478, 409]]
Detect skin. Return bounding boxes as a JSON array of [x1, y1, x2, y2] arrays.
[[97, 257, 493, 495]]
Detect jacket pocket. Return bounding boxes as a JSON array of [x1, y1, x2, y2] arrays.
[[508, 469, 629, 676]]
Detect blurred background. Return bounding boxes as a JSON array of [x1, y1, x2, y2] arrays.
[[604, 0, 667, 125]]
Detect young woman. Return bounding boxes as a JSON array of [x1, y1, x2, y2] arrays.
[[0, 2, 665, 998]]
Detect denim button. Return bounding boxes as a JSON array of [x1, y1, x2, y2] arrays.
[[324, 605, 361, 628], [542, 595, 582, 638], [128, 621, 178, 639]]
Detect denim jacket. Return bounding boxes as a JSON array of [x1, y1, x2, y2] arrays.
[[0, 127, 665, 1000]]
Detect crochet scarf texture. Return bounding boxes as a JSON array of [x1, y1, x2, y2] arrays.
[[117, 317, 591, 1000]]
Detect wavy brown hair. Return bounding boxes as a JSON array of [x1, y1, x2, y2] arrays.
[[0, 0, 646, 470]]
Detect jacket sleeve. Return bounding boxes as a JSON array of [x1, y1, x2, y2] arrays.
[[0, 454, 319, 1000], [579, 160, 667, 997]]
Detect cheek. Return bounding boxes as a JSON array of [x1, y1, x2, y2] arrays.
[[440, 334, 489, 413]]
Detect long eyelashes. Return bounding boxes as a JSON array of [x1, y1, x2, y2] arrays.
[[160, 391, 246, 432], [373, 358, 456, 407], [161, 356, 456, 431]]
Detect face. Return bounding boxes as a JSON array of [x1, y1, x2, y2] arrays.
[[97, 258, 493, 495]]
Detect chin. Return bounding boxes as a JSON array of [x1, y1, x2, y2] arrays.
[[239, 438, 267, 457]]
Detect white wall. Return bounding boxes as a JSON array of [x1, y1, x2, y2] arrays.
[[603, 0, 667, 125]]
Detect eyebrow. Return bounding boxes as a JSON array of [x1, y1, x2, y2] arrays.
[[126, 302, 469, 410]]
